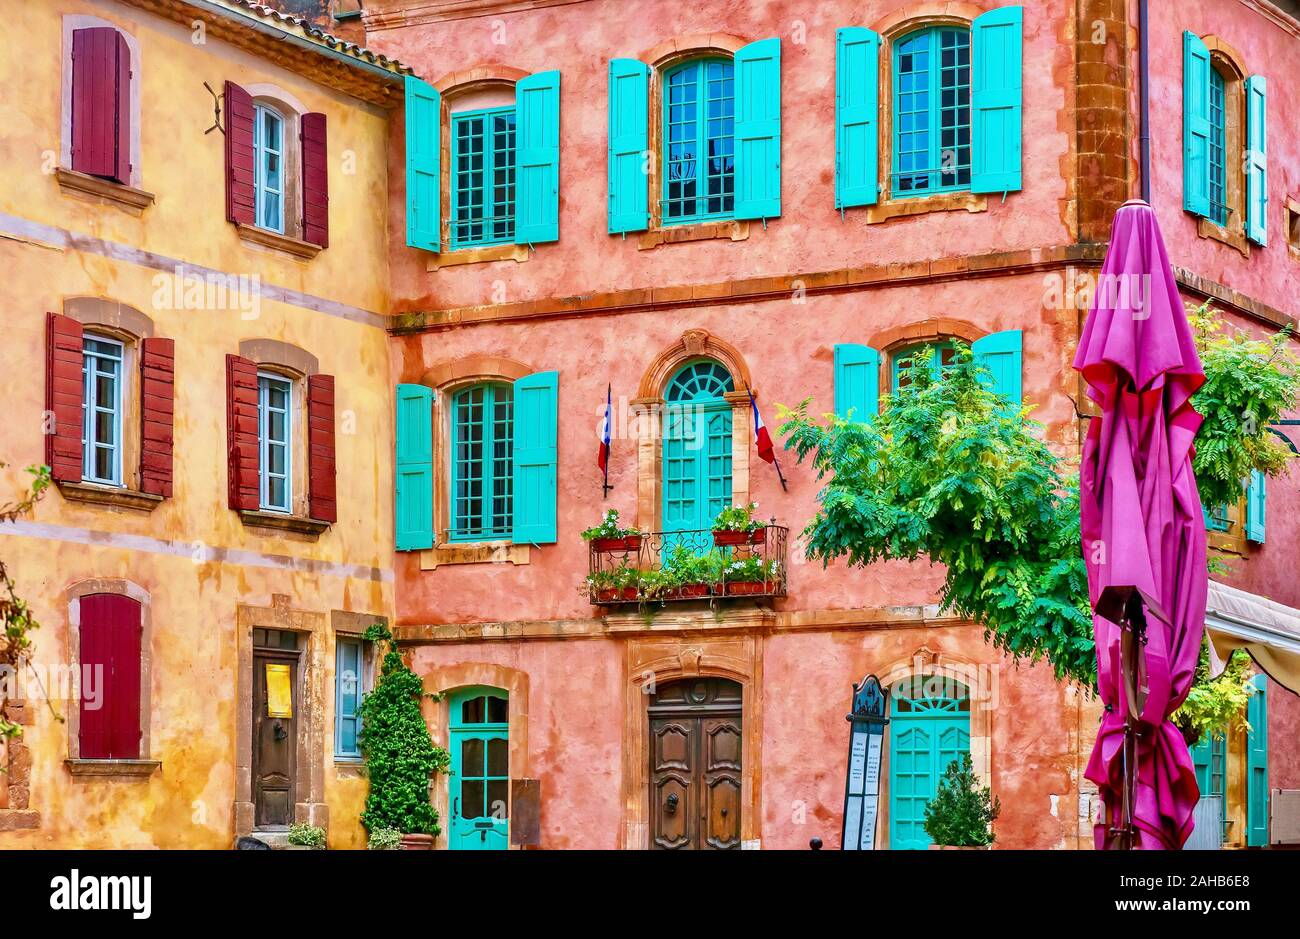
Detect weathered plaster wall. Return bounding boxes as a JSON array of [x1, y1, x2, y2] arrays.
[[0, 0, 395, 847], [1142, 0, 1300, 315], [369, 0, 1077, 313]]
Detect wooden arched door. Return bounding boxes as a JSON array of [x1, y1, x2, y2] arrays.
[[648, 677, 742, 850]]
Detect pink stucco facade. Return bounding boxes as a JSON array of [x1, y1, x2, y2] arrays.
[[367, 0, 1300, 850]]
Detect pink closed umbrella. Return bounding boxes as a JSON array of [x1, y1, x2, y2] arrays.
[[1075, 200, 1207, 850]]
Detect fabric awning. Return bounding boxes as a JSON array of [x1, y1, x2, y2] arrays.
[[1206, 579, 1300, 694]]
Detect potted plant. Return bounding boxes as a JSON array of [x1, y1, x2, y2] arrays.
[[584, 564, 641, 603], [581, 509, 644, 553], [285, 823, 327, 850], [923, 754, 1000, 850], [644, 546, 721, 601], [720, 556, 781, 595], [358, 624, 450, 850], [366, 827, 403, 851], [711, 503, 766, 546]]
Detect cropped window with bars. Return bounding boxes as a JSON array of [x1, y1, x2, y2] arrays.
[[450, 383, 514, 540], [81, 334, 124, 486], [663, 59, 735, 225], [893, 28, 971, 197], [450, 107, 517, 249]]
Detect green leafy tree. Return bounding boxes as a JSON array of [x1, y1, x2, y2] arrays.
[[923, 754, 1000, 847], [358, 624, 450, 836], [780, 307, 1297, 728]]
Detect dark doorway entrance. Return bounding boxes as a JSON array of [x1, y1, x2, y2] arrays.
[[648, 677, 742, 850], [252, 628, 300, 829]]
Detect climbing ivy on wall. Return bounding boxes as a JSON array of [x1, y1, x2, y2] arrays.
[[358, 623, 450, 836], [0, 464, 52, 745], [779, 307, 1297, 722]]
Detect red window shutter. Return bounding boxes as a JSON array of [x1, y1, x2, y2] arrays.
[[45, 313, 84, 483], [224, 82, 256, 226], [308, 373, 337, 523], [139, 337, 174, 498], [300, 112, 329, 247], [225, 354, 260, 511], [71, 27, 130, 183], [78, 593, 143, 761]]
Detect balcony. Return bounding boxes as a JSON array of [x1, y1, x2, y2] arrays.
[[586, 525, 788, 606]]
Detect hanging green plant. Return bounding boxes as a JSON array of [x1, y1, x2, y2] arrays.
[[358, 624, 450, 837], [1172, 645, 1257, 746]]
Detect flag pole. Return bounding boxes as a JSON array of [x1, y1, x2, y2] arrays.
[[602, 383, 613, 499], [745, 383, 787, 493]]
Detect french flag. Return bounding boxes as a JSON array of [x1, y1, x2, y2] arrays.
[[750, 391, 775, 464], [597, 384, 612, 474]]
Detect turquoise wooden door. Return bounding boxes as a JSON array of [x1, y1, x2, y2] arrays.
[[1246, 673, 1269, 846], [449, 688, 509, 850], [662, 362, 734, 545], [889, 677, 971, 850]]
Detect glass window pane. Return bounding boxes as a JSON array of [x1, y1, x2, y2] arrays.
[[487, 780, 509, 819], [487, 696, 508, 724], [487, 737, 508, 776], [462, 695, 485, 726], [461, 780, 485, 819]]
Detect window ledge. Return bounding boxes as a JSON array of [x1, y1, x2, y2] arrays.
[[1197, 217, 1251, 259], [65, 759, 160, 778], [427, 243, 529, 271], [238, 510, 330, 538], [57, 480, 163, 513], [638, 220, 749, 250], [55, 167, 155, 215], [419, 540, 530, 570], [334, 759, 367, 778], [861, 191, 988, 225], [236, 223, 323, 260]]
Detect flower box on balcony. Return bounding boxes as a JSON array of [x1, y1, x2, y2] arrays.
[[596, 586, 640, 603], [722, 580, 779, 597], [712, 529, 765, 547], [591, 535, 644, 553], [663, 583, 711, 601]]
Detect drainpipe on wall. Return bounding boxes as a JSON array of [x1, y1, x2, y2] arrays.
[[1139, 0, 1151, 202]]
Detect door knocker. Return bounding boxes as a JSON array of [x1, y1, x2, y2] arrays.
[[665, 793, 679, 815]]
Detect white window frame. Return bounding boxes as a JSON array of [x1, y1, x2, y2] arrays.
[[257, 371, 293, 513], [253, 103, 285, 234], [81, 334, 124, 486]]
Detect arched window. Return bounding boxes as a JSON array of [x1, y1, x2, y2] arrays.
[[891, 341, 956, 390], [892, 27, 971, 197], [450, 383, 515, 541], [449, 687, 509, 850], [663, 58, 736, 225], [82, 332, 126, 486], [1207, 67, 1228, 226], [451, 105, 517, 248], [253, 103, 286, 233], [663, 361, 734, 535], [889, 675, 971, 850]]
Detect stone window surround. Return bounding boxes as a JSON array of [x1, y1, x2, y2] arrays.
[[237, 84, 316, 258], [330, 610, 386, 773], [632, 329, 756, 536], [1287, 196, 1300, 260], [64, 578, 159, 778], [873, 316, 990, 390], [59, 15, 146, 191], [1194, 36, 1252, 259], [413, 355, 535, 569], [58, 298, 160, 512], [234, 595, 329, 839], [856, 2, 991, 225], [425, 66, 531, 270], [419, 662, 530, 850]]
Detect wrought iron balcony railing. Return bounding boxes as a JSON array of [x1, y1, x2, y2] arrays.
[[586, 525, 788, 606]]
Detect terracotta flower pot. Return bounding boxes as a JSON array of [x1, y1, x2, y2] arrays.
[[713, 529, 765, 547], [723, 580, 774, 596], [400, 833, 434, 851], [677, 583, 710, 599], [928, 843, 991, 850], [591, 535, 643, 552]]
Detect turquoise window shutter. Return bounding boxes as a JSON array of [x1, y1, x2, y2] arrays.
[[971, 6, 1023, 195], [835, 28, 880, 210], [734, 37, 782, 221], [833, 344, 880, 422], [1246, 469, 1266, 543], [1183, 32, 1212, 217], [608, 58, 650, 234], [1245, 75, 1268, 245], [395, 383, 434, 551], [515, 70, 561, 245], [972, 330, 1023, 408], [1246, 674, 1269, 846], [511, 370, 559, 544], [404, 76, 442, 253]]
